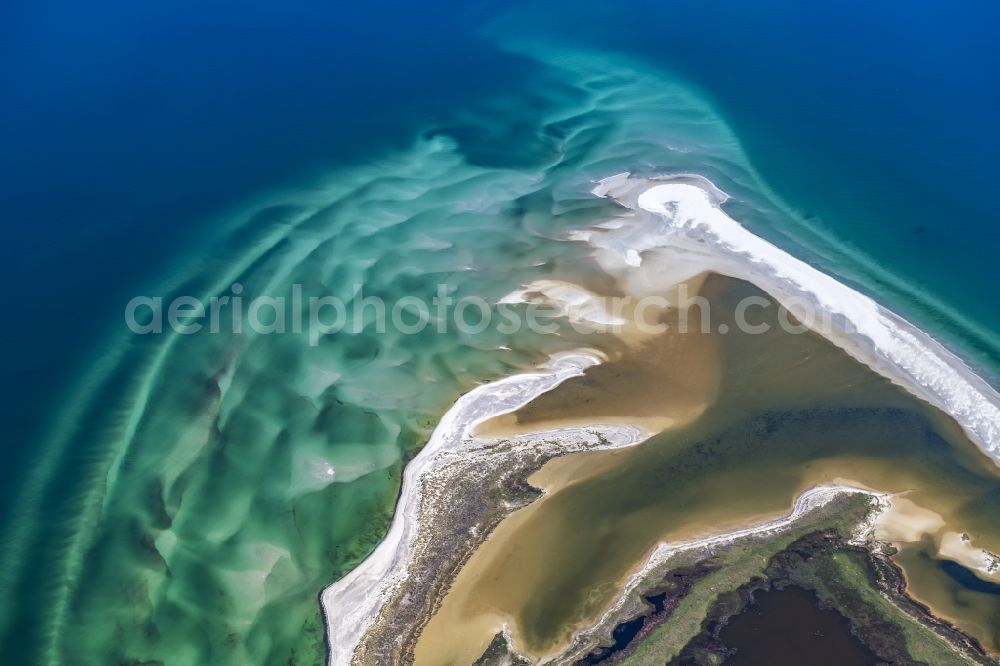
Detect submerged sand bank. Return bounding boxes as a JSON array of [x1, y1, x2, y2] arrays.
[[320, 350, 652, 664], [591, 173, 1000, 458], [876, 496, 1000, 581]]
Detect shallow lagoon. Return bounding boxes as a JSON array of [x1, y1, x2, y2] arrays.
[[720, 586, 879, 666], [417, 276, 1000, 662]]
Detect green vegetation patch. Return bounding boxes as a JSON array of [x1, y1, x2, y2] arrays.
[[610, 494, 991, 666]]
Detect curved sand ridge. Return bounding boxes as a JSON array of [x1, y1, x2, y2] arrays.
[[320, 350, 651, 665], [591, 173, 1000, 458]]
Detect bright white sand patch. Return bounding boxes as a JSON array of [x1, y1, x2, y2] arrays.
[[871, 495, 1000, 580], [874, 496, 946, 543], [938, 531, 1000, 580], [500, 279, 627, 328], [592, 173, 1000, 459]]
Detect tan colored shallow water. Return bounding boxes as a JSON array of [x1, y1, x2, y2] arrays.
[[896, 541, 1000, 651], [414, 276, 1000, 664], [477, 275, 719, 438]]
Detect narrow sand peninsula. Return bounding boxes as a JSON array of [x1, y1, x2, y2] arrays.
[[320, 350, 651, 664], [551, 484, 886, 659], [628, 484, 883, 581]]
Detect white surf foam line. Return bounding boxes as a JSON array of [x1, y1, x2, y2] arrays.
[[320, 349, 651, 665], [590, 173, 1000, 459]]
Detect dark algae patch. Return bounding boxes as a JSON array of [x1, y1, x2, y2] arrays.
[[718, 585, 879, 665]]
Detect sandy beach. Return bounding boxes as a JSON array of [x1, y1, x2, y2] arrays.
[[592, 173, 1000, 458], [320, 350, 651, 664]]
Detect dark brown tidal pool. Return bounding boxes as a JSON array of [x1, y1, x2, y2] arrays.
[[720, 586, 877, 666]]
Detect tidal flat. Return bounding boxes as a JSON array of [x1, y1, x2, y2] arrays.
[[414, 275, 1000, 664]]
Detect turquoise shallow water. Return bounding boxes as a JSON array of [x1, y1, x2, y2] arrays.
[[1, 2, 998, 663], [494, 0, 1000, 372]]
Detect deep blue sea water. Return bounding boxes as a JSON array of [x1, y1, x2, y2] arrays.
[[505, 0, 1000, 365], [0, 0, 530, 516], [1, 0, 997, 662]]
